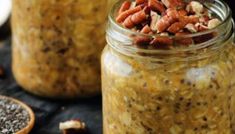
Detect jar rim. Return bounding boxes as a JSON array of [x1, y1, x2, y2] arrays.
[[108, 0, 232, 40]]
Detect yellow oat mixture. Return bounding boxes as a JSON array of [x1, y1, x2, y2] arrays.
[[12, 0, 107, 98]]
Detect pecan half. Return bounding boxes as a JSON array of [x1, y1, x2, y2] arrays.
[[166, 8, 180, 20], [179, 15, 199, 24], [123, 15, 135, 28], [116, 6, 142, 23], [123, 10, 147, 28], [141, 25, 152, 33], [131, 10, 147, 24], [118, 1, 132, 15], [167, 22, 186, 33], [156, 15, 175, 32], [148, 0, 166, 13]]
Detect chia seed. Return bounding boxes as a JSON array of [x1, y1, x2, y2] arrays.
[[0, 97, 30, 134]]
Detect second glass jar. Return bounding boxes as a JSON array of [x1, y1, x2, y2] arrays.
[[12, 0, 107, 98]]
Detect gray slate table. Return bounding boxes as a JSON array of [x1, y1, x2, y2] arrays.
[[0, 38, 102, 134]]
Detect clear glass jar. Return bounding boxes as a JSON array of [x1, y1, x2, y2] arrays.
[[102, 0, 235, 133], [11, 0, 107, 98]]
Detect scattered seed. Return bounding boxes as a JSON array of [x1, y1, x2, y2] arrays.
[[0, 97, 30, 134]]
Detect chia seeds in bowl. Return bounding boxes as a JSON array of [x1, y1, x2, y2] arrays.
[[0, 95, 35, 134]]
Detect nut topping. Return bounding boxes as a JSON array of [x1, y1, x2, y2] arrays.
[[150, 11, 161, 31], [186, 1, 203, 14], [59, 119, 88, 134], [118, 1, 132, 14], [115, 0, 221, 49], [208, 18, 221, 29], [185, 23, 197, 33]]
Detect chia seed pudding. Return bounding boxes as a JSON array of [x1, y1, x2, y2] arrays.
[[12, 0, 107, 98], [102, 0, 235, 133], [0, 96, 30, 134]]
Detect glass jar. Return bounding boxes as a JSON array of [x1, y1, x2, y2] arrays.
[[11, 0, 107, 98], [102, 0, 235, 133]]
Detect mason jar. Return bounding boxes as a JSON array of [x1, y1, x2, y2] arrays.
[[102, 0, 235, 133], [11, 0, 107, 98]]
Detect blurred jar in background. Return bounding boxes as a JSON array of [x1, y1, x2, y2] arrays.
[[11, 0, 107, 98], [108, 0, 117, 11]]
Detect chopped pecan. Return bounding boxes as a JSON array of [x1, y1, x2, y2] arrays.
[[179, 15, 199, 24], [118, 1, 132, 15], [156, 15, 175, 32], [178, 9, 188, 16], [175, 32, 193, 45], [116, 6, 142, 23], [123, 10, 147, 28], [167, 22, 186, 33], [186, 1, 203, 15], [166, 8, 180, 20], [134, 36, 152, 48], [185, 23, 197, 33], [199, 15, 210, 25], [161, 0, 185, 8], [150, 36, 173, 46], [141, 25, 152, 33], [59, 119, 88, 134], [148, 0, 166, 13], [123, 15, 135, 28], [195, 23, 208, 31], [136, 0, 147, 5], [207, 18, 221, 29], [150, 11, 161, 32], [131, 10, 147, 24]]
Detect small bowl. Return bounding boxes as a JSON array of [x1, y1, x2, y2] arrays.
[[0, 0, 11, 27], [0, 95, 35, 134]]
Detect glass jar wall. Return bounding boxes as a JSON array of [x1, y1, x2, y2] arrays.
[[12, 0, 107, 98], [102, 0, 235, 133]]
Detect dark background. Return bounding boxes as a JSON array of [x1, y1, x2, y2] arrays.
[[224, 0, 234, 18]]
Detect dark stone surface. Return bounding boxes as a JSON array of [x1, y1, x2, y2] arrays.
[[0, 38, 102, 134]]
